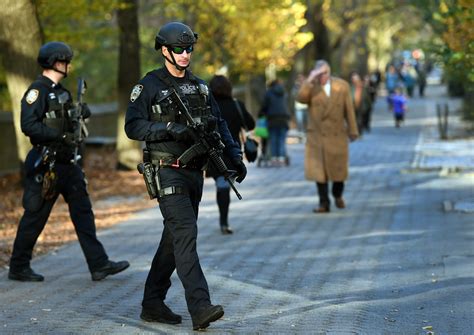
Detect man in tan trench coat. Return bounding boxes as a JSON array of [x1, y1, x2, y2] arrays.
[[297, 60, 359, 213]]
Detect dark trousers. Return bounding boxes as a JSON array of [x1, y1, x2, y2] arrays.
[[143, 168, 210, 315], [268, 126, 288, 158], [316, 182, 344, 206], [362, 108, 372, 132], [216, 188, 230, 227], [10, 163, 108, 273], [214, 175, 230, 227]]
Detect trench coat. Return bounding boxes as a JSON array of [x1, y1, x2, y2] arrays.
[[297, 77, 358, 182]]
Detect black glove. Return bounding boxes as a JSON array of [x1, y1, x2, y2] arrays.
[[61, 132, 77, 147], [232, 156, 247, 183], [80, 103, 91, 119], [206, 115, 217, 131], [166, 122, 193, 142]]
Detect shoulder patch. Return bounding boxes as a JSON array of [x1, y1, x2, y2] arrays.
[[130, 84, 143, 102], [26, 89, 39, 104], [198, 83, 209, 96]]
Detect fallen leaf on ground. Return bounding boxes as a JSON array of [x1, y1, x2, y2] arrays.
[[0, 149, 154, 268]]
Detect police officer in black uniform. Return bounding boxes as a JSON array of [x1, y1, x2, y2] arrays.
[[9, 42, 129, 282], [125, 22, 247, 330]]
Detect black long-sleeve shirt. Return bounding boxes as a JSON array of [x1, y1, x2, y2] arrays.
[[21, 75, 72, 145]]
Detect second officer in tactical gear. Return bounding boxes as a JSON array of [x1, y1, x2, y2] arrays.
[[9, 42, 129, 282], [125, 22, 247, 330]]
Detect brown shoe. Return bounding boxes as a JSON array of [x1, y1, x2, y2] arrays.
[[335, 197, 345, 209], [313, 205, 330, 213]]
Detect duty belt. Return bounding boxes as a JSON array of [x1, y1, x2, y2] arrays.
[[149, 151, 204, 170], [35, 144, 73, 164]]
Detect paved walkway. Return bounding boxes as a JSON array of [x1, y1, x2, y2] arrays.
[[1, 85, 473, 334]]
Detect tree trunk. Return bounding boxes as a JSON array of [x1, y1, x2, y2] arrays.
[[244, 74, 266, 118], [311, 1, 330, 64], [290, 0, 330, 85], [0, 0, 42, 166], [356, 25, 369, 76], [288, 0, 330, 115], [336, 24, 369, 79], [116, 0, 141, 170]]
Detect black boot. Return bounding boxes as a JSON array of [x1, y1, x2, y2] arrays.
[[8, 267, 44, 282], [314, 182, 331, 212], [217, 189, 232, 234], [192, 304, 224, 330], [140, 301, 182, 324], [91, 260, 130, 281]]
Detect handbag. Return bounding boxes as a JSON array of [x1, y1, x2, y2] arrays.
[[254, 117, 269, 139], [243, 136, 258, 163], [234, 99, 258, 163]]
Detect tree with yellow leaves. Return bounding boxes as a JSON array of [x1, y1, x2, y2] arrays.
[[153, 0, 311, 79]]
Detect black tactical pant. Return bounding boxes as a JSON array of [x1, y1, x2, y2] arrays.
[[142, 167, 211, 315], [10, 161, 108, 273]]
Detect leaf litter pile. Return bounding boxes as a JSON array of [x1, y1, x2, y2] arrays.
[[0, 148, 154, 269]]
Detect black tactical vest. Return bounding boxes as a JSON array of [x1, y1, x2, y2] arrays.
[[43, 88, 74, 135], [149, 69, 213, 127]]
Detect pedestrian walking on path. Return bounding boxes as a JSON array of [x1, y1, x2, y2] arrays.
[[387, 86, 408, 128], [385, 64, 400, 95], [209, 75, 255, 235], [9, 42, 129, 283], [260, 79, 291, 167], [350, 71, 372, 134], [125, 21, 247, 331], [297, 59, 359, 213]]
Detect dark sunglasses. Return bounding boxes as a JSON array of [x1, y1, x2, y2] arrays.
[[170, 45, 194, 54]]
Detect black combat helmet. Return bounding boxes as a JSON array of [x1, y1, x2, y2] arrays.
[[155, 22, 198, 50], [37, 42, 74, 69]]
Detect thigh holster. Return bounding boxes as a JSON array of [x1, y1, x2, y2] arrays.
[[138, 150, 187, 200]]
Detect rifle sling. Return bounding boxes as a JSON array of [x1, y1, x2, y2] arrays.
[[149, 150, 204, 169]]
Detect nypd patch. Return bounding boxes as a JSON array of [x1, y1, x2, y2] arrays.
[[25, 89, 39, 104], [130, 84, 143, 102]]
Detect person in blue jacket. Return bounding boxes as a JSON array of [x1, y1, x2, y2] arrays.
[[260, 79, 290, 166], [387, 86, 408, 127]]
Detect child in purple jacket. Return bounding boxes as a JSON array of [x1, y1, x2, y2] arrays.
[[387, 87, 407, 127]]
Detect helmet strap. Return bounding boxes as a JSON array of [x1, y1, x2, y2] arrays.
[[164, 47, 189, 71], [52, 63, 68, 78]]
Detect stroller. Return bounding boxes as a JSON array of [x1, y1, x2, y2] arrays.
[[256, 137, 290, 167]]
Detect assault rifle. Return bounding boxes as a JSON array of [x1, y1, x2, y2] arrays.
[[164, 90, 242, 200], [68, 78, 89, 164]]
